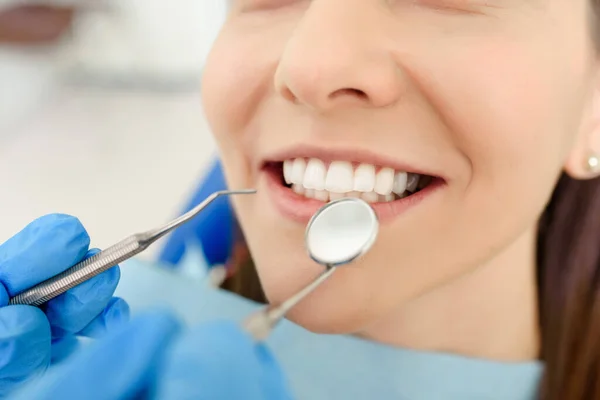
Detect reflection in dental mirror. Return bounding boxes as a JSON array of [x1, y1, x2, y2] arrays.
[[306, 197, 379, 267]]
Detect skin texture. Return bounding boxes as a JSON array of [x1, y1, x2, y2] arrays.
[[202, 0, 600, 361]]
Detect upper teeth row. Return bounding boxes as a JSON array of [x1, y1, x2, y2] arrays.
[[283, 158, 420, 196]]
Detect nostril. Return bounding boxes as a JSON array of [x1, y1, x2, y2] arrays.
[[280, 86, 297, 103], [329, 88, 368, 101]]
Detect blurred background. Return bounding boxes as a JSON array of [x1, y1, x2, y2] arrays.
[[0, 0, 227, 260]]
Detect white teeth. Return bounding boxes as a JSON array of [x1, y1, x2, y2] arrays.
[[282, 157, 428, 203], [361, 191, 379, 203], [353, 164, 376, 192], [374, 167, 394, 195], [329, 192, 345, 201], [315, 190, 329, 201], [382, 194, 394, 202], [303, 158, 327, 190], [392, 171, 408, 195], [406, 173, 420, 192], [283, 160, 294, 184], [291, 158, 306, 184], [325, 161, 354, 193]]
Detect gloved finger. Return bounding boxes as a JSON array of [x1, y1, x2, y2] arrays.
[[50, 335, 80, 365], [45, 248, 122, 335], [0, 214, 90, 299], [77, 297, 130, 339], [0, 281, 9, 310], [12, 310, 182, 400], [155, 320, 294, 400], [0, 305, 51, 397]]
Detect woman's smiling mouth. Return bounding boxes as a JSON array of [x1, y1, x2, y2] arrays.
[[261, 148, 446, 223], [282, 158, 430, 202]]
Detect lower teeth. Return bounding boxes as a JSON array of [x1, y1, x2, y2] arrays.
[[292, 184, 402, 203]]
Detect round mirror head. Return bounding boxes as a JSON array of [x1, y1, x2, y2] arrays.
[[305, 198, 379, 267]]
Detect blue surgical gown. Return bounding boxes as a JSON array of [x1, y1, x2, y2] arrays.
[[115, 253, 542, 400]]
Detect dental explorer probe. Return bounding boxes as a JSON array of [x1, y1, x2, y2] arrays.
[[9, 189, 256, 307], [242, 197, 379, 341]]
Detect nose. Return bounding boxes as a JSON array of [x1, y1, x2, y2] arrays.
[[274, 1, 404, 112]]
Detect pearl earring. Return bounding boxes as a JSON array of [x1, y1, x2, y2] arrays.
[[588, 152, 600, 173]]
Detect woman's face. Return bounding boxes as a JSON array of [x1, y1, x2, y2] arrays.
[[202, 0, 600, 333]]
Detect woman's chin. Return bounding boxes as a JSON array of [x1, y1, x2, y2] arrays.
[[259, 261, 385, 334], [268, 287, 377, 335], [285, 304, 372, 335]]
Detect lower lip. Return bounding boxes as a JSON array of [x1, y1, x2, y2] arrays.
[[264, 169, 444, 224]]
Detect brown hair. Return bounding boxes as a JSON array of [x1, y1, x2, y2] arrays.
[[222, 5, 600, 398], [538, 174, 600, 399]]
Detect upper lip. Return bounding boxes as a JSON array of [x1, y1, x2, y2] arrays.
[[260, 144, 444, 179]]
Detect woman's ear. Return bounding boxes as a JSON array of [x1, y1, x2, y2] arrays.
[[564, 74, 600, 180]]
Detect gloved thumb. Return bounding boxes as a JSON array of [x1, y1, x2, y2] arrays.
[[0, 305, 51, 396], [155, 320, 294, 400]]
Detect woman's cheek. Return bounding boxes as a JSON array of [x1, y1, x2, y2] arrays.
[[202, 38, 243, 138]]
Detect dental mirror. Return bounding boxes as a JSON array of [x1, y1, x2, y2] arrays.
[[243, 197, 379, 341], [306, 197, 379, 267]]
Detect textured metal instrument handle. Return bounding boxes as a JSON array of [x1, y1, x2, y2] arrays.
[[8, 189, 257, 307], [9, 235, 144, 306]]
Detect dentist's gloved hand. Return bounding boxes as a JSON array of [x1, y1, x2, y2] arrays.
[[0, 214, 129, 397], [12, 311, 295, 400]]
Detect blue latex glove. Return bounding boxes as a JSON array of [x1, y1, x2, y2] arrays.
[[12, 312, 294, 400], [0, 214, 130, 397]]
